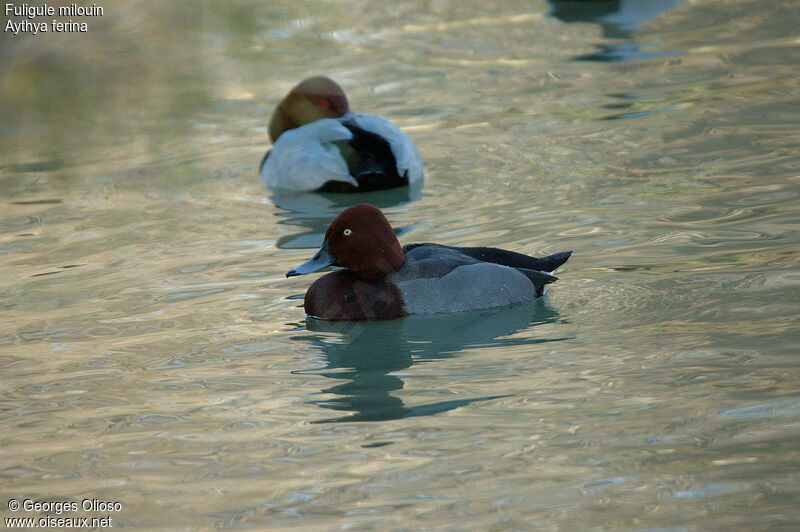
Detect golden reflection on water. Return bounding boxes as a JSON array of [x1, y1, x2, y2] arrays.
[[2, 0, 800, 529]]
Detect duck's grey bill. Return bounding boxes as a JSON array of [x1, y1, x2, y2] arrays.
[[286, 240, 334, 277]]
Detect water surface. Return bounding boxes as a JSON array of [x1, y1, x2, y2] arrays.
[[2, 0, 799, 529]]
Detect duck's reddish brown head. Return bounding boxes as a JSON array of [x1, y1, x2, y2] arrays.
[[286, 204, 405, 280], [268, 76, 350, 142], [326, 204, 404, 278]]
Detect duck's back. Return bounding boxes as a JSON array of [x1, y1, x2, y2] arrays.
[[260, 119, 357, 191], [389, 244, 542, 314], [261, 114, 422, 192]]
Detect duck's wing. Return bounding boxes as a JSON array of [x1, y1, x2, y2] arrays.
[[394, 244, 478, 281], [260, 119, 358, 191], [402, 244, 569, 298], [393, 262, 539, 315], [450, 247, 572, 274]]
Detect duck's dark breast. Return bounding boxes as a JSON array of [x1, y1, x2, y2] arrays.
[[304, 270, 406, 320]]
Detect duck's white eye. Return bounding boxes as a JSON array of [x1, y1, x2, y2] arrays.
[[343, 228, 352, 236]]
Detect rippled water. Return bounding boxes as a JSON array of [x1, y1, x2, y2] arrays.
[[2, 0, 799, 529]]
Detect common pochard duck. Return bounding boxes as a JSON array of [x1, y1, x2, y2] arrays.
[[260, 76, 423, 193], [286, 204, 572, 320]]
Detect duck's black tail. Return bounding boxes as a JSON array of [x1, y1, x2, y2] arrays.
[[455, 247, 572, 273], [325, 123, 409, 192]]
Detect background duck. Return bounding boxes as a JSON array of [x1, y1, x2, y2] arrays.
[[260, 76, 423, 193]]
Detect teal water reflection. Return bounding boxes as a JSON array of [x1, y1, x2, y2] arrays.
[[295, 300, 565, 422], [549, 0, 685, 61]]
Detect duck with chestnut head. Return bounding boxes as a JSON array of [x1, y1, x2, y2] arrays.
[[286, 204, 572, 321], [261, 76, 423, 193]]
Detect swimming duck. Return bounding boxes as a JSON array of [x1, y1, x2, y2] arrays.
[[260, 76, 423, 193], [286, 204, 571, 320]]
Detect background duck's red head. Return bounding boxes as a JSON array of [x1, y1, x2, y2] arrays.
[[268, 76, 350, 142]]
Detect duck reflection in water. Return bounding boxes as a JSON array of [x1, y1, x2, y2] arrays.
[[292, 299, 568, 423], [272, 185, 420, 250], [547, 0, 685, 62]]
